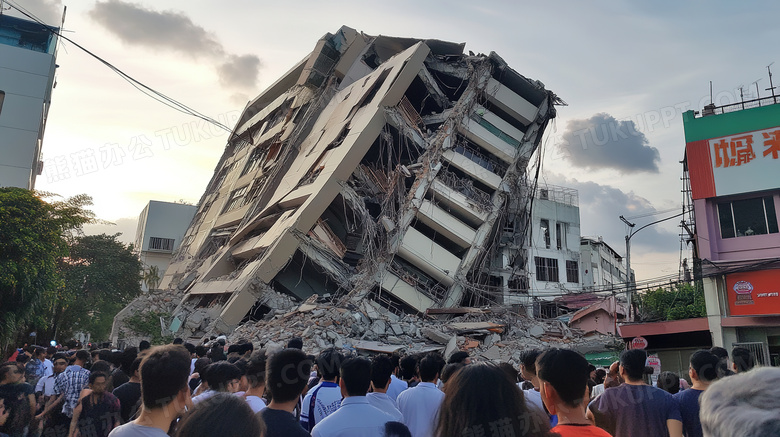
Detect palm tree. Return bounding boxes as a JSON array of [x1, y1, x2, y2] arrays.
[[142, 265, 161, 291]]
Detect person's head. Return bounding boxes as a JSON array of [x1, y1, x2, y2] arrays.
[[194, 345, 208, 358], [139, 340, 151, 352], [619, 349, 647, 382], [731, 347, 755, 373], [370, 354, 394, 392], [418, 353, 441, 383], [519, 349, 542, 383], [245, 350, 267, 389], [340, 357, 370, 397], [15, 353, 29, 365], [438, 363, 549, 437], [193, 357, 211, 376], [265, 348, 312, 404], [46, 346, 57, 358], [0, 362, 23, 384], [52, 353, 68, 375], [120, 347, 138, 373], [74, 349, 90, 366], [172, 338, 184, 345], [700, 367, 780, 437], [129, 357, 143, 380], [690, 349, 720, 384], [316, 348, 345, 381], [90, 360, 112, 377], [440, 363, 464, 386], [139, 345, 191, 412], [399, 355, 418, 380], [656, 371, 680, 394], [89, 371, 108, 395], [594, 368, 606, 385], [448, 351, 471, 365], [384, 421, 412, 437], [710, 346, 728, 361], [33, 347, 45, 360], [286, 337, 303, 350], [183, 342, 195, 356], [536, 349, 591, 414], [203, 362, 242, 393], [174, 393, 265, 437], [605, 360, 622, 388], [210, 344, 226, 362], [498, 362, 518, 383]]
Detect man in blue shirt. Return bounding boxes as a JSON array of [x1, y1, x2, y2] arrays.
[[311, 357, 395, 437], [301, 349, 344, 431], [674, 350, 719, 437]]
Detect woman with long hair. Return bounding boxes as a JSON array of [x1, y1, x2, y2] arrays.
[[437, 363, 550, 437]]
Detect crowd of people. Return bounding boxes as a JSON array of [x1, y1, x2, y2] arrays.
[[1, 337, 778, 437]]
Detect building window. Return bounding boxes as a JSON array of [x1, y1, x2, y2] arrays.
[[717, 196, 778, 239], [535, 256, 559, 282], [565, 260, 578, 283], [556, 222, 567, 250], [149, 237, 175, 251], [540, 219, 550, 249], [223, 185, 249, 213], [241, 146, 268, 176]]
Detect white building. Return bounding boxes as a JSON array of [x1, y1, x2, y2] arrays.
[[579, 236, 633, 292], [134, 201, 197, 291], [0, 13, 59, 189]]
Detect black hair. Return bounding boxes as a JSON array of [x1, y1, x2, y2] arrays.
[[709, 346, 728, 360], [120, 347, 138, 373], [656, 371, 680, 394], [440, 363, 464, 384], [418, 354, 440, 382], [287, 337, 303, 350], [89, 371, 108, 384], [46, 346, 57, 356], [193, 357, 211, 375], [619, 349, 647, 381], [172, 338, 184, 345], [203, 362, 242, 391], [384, 421, 412, 437], [139, 340, 151, 351], [370, 354, 394, 390], [594, 368, 607, 384], [210, 344, 226, 362], [690, 350, 719, 382], [183, 342, 196, 354], [240, 342, 254, 355], [245, 350, 267, 388], [400, 355, 418, 380], [226, 344, 241, 355], [129, 357, 143, 376], [51, 353, 68, 364], [537, 349, 591, 408], [448, 351, 469, 365], [519, 349, 543, 375], [194, 345, 208, 358], [174, 393, 264, 437], [731, 347, 755, 372], [497, 362, 518, 383], [74, 349, 90, 363], [90, 360, 112, 375], [316, 348, 345, 381], [266, 348, 312, 403], [16, 354, 30, 364], [341, 357, 371, 397], [140, 345, 191, 410]]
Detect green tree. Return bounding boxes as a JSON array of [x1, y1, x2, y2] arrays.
[[142, 265, 161, 290], [640, 282, 706, 321], [0, 189, 95, 351]]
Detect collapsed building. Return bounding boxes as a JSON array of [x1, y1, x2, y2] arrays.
[[113, 26, 568, 345]]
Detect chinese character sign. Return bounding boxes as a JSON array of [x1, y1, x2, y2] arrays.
[[706, 126, 780, 197]]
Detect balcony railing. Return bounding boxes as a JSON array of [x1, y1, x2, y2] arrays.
[[388, 260, 447, 302], [437, 169, 492, 212], [452, 142, 508, 175]]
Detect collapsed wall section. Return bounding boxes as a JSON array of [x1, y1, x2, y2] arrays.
[[113, 26, 562, 343]]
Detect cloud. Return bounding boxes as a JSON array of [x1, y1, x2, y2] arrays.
[[83, 217, 138, 246], [218, 55, 261, 89], [8, 0, 62, 26], [558, 113, 661, 173], [89, 0, 260, 90], [543, 174, 679, 254]]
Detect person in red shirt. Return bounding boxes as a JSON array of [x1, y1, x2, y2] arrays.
[[537, 349, 612, 437]]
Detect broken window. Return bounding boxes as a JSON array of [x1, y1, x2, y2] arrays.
[[540, 219, 550, 249], [242, 146, 269, 177], [556, 222, 566, 250], [565, 260, 578, 283], [223, 185, 249, 213], [535, 256, 559, 282], [263, 140, 283, 169], [508, 276, 529, 293]]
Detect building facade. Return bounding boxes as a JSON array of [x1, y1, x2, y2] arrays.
[[124, 27, 563, 339], [134, 201, 197, 291], [579, 236, 633, 292], [683, 100, 780, 366], [0, 13, 59, 189]]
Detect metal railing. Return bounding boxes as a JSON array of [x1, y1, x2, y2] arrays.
[[535, 184, 579, 207], [388, 260, 448, 302], [437, 169, 493, 211], [699, 95, 780, 117], [452, 142, 508, 175]]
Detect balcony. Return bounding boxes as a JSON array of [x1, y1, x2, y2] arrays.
[[416, 199, 477, 248], [398, 227, 460, 286]]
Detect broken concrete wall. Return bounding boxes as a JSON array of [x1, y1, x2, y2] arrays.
[[112, 26, 564, 344]]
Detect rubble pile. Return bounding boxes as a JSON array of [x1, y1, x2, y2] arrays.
[[229, 296, 622, 364]]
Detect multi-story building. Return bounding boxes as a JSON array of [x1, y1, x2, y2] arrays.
[[0, 13, 59, 189], [580, 236, 633, 291], [134, 201, 197, 291], [128, 27, 562, 338], [683, 99, 780, 366]]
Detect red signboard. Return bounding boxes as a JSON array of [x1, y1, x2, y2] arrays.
[[726, 269, 780, 316], [631, 336, 648, 350]]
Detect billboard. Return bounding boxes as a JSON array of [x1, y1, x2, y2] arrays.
[[726, 269, 780, 316], [686, 126, 780, 199]]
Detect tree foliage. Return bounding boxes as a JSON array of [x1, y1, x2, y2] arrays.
[[640, 282, 706, 321], [0, 189, 94, 350]]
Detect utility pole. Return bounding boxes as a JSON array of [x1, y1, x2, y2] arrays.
[[620, 215, 636, 320]]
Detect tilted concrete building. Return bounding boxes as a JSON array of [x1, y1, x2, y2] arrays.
[[139, 27, 561, 339]]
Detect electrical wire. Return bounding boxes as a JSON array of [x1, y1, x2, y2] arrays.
[[5, 0, 232, 133]]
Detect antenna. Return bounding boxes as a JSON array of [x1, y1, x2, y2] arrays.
[[709, 81, 713, 104], [753, 78, 761, 100], [738, 85, 745, 109], [768, 62, 777, 104]]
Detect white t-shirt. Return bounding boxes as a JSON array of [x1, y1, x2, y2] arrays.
[[300, 381, 342, 431], [245, 395, 267, 413], [523, 388, 545, 413], [108, 422, 168, 437], [397, 382, 445, 437]]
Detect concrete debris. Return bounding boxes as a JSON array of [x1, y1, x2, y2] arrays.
[[227, 299, 622, 363]]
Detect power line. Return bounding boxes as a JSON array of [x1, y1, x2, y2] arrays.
[[5, 0, 232, 133]]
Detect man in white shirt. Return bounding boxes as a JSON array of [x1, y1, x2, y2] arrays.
[[397, 354, 445, 437], [311, 357, 395, 437], [243, 350, 267, 413], [367, 355, 403, 421], [519, 349, 546, 414], [301, 348, 345, 432], [385, 355, 407, 401], [42, 346, 57, 377]]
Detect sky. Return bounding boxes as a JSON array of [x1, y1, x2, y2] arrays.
[[9, 0, 780, 282]]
